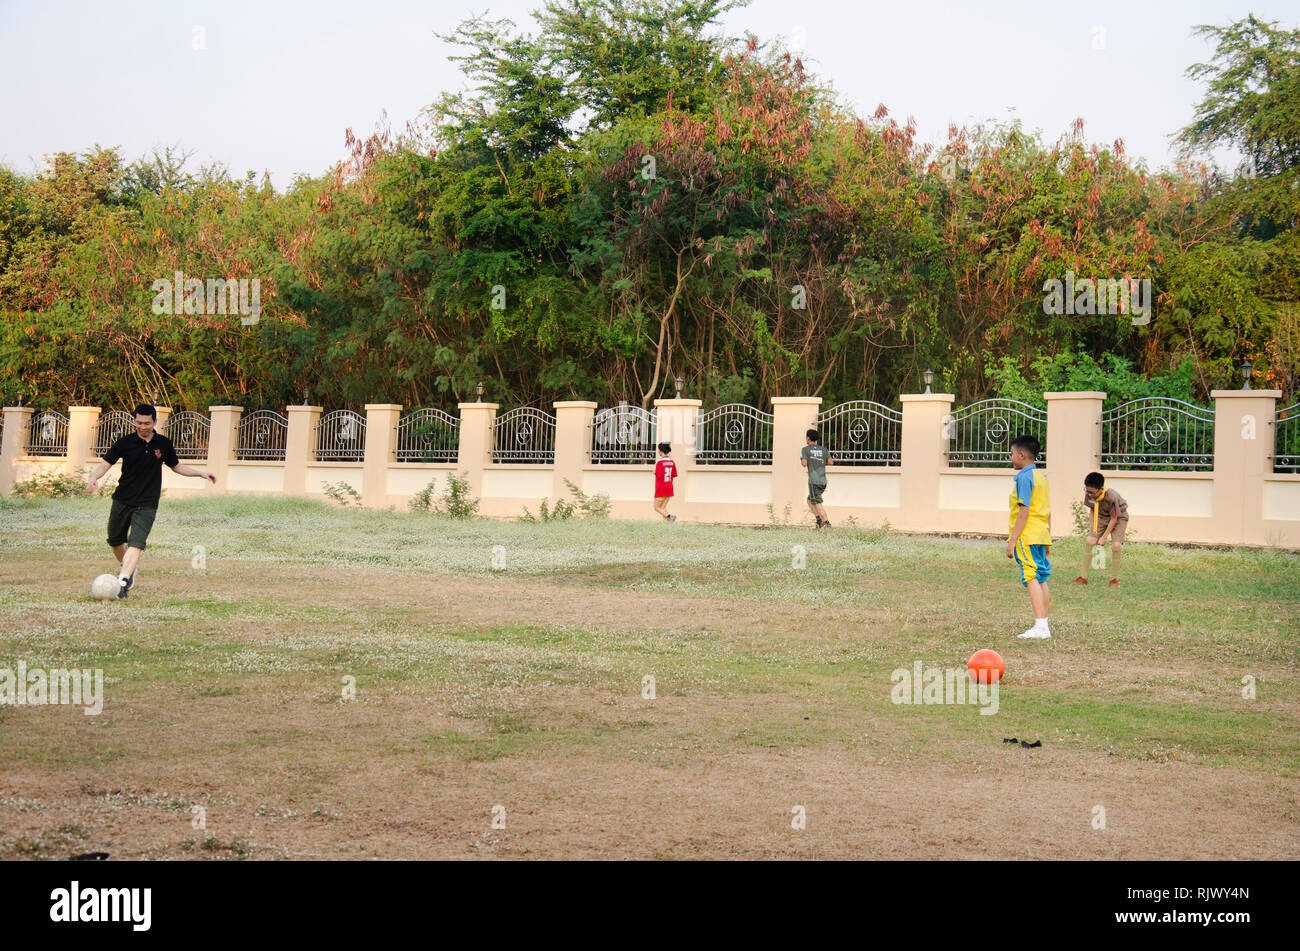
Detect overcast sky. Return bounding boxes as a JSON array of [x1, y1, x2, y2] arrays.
[[1, 0, 1292, 190]]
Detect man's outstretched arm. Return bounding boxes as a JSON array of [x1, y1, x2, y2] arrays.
[[171, 464, 216, 484], [86, 460, 113, 493]]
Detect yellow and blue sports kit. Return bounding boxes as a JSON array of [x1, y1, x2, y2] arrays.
[[1009, 464, 1052, 586]]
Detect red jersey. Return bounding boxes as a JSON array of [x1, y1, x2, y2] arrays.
[[654, 458, 676, 498]]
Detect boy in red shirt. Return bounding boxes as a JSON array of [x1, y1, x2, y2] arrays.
[[653, 442, 677, 522]]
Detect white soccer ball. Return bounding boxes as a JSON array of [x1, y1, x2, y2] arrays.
[[91, 573, 121, 600]]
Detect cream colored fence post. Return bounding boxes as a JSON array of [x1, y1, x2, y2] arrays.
[[898, 393, 954, 532], [457, 402, 498, 500], [0, 405, 34, 495], [652, 399, 701, 462], [651, 398, 701, 518], [1212, 388, 1281, 545], [362, 404, 402, 508], [553, 401, 597, 502], [771, 396, 822, 520], [67, 406, 101, 477], [206, 406, 243, 490], [284, 405, 321, 497], [1044, 391, 1105, 538], [155, 406, 172, 434]]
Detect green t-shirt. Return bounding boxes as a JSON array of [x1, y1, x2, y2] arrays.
[[801, 444, 830, 484]]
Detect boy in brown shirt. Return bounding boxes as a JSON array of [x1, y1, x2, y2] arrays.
[[1074, 472, 1129, 587]]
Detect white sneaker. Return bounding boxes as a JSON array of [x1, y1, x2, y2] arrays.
[[1018, 627, 1051, 639]]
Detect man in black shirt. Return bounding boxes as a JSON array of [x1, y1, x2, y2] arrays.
[[86, 404, 215, 598]]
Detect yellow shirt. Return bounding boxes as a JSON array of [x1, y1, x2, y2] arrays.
[[1008, 465, 1051, 545]]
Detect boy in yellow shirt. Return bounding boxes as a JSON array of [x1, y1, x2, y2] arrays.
[[1006, 435, 1052, 640]]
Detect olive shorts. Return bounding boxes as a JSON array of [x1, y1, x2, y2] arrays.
[[1087, 518, 1128, 545], [807, 482, 826, 505], [106, 500, 157, 551]]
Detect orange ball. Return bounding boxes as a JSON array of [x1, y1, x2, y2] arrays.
[[967, 649, 1005, 685]]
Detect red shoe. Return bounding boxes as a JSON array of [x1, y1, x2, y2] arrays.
[[1072, 576, 1088, 585], [1108, 578, 1119, 587]]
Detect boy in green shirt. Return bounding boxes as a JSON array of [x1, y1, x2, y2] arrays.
[[800, 429, 832, 529]]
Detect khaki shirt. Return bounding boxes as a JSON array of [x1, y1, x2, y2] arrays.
[[1086, 488, 1129, 534]]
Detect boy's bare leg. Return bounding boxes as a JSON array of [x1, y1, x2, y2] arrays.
[[120, 546, 143, 578], [1027, 580, 1048, 619], [112, 543, 127, 565], [815, 503, 829, 522], [1111, 543, 1122, 581]]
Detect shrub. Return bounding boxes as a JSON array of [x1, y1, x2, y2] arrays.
[[1072, 500, 1090, 536], [520, 479, 610, 521], [409, 480, 436, 512], [321, 481, 361, 507], [520, 497, 575, 522], [438, 472, 480, 519], [765, 501, 792, 526], [12, 469, 92, 499], [563, 478, 610, 518], [410, 472, 479, 519]]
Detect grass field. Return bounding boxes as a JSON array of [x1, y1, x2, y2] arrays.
[[1, 494, 1297, 859]]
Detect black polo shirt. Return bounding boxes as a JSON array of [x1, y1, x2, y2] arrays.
[[104, 432, 180, 508]]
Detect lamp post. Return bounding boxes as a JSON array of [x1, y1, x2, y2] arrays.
[[1241, 358, 1253, 391], [923, 369, 934, 394], [475, 381, 484, 402], [302, 387, 309, 406], [674, 375, 684, 399]]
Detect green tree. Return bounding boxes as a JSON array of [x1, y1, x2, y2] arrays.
[[1177, 15, 1300, 238]]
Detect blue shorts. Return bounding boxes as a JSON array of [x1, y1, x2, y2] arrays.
[[1013, 540, 1051, 586]]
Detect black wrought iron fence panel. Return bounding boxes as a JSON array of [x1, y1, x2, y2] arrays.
[[817, 400, 902, 466], [591, 403, 658, 464], [396, 408, 459, 462], [164, 411, 210, 459], [695, 404, 774, 465], [1101, 398, 1214, 471], [1275, 403, 1300, 473], [492, 407, 556, 463], [236, 410, 288, 461], [315, 409, 367, 462], [27, 411, 68, 456], [946, 399, 1048, 468], [93, 410, 135, 455]]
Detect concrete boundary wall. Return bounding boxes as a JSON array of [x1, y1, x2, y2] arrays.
[[3, 390, 1296, 547]]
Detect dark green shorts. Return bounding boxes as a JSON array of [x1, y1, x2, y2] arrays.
[[107, 501, 157, 551], [807, 482, 826, 505]]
